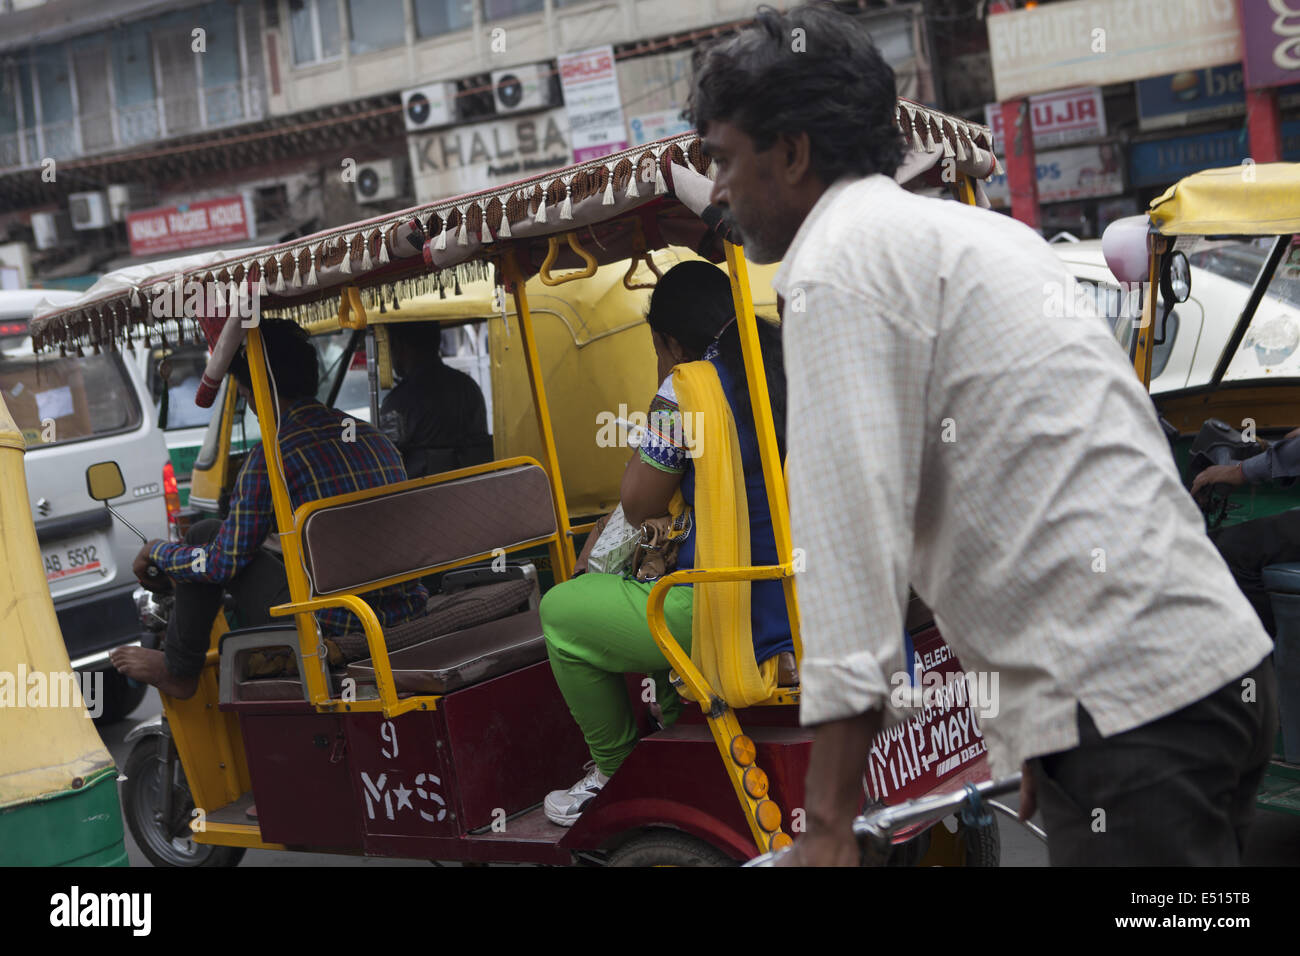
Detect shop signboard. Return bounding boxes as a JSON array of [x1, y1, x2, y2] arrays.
[[126, 196, 253, 257], [988, 0, 1242, 101], [1137, 62, 1300, 129], [628, 109, 692, 146], [983, 143, 1124, 208], [557, 45, 627, 163], [1128, 120, 1300, 187], [408, 109, 572, 203], [984, 87, 1106, 152], [1240, 0, 1300, 89]]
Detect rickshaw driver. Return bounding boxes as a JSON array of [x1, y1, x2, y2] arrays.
[[690, 3, 1277, 866], [1192, 426, 1300, 636], [379, 320, 492, 479], [110, 319, 429, 700]]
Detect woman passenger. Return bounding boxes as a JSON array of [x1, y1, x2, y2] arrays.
[[541, 260, 792, 826]]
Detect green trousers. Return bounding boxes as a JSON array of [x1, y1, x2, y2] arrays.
[[540, 573, 694, 776]]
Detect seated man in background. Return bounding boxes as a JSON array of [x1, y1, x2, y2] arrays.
[[379, 321, 492, 479], [110, 319, 428, 700], [1193, 425, 1300, 637]]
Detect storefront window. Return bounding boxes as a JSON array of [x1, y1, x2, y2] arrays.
[[348, 0, 407, 55], [415, 0, 474, 38]]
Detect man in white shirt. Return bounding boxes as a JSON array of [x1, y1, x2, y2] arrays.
[[689, 4, 1277, 866]]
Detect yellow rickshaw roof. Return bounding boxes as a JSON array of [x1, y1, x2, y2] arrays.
[[29, 102, 994, 353], [1148, 163, 1300, 237]]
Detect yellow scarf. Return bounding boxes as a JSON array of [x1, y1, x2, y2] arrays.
[[673, 360, 779, 707]]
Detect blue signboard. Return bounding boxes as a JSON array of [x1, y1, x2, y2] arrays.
[[1129, 122, 1300, 188], [1137, 64, 1300, 131]]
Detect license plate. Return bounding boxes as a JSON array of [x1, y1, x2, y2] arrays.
[[44, 534, 109, 584]]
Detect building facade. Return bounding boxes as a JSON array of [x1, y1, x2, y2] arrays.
[[0, 0, 938, 287]]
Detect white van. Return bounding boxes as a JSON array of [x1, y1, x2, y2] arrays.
[[1, 289, 170, 722]]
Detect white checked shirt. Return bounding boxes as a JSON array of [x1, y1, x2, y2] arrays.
[[774, 174, 1273, 778]]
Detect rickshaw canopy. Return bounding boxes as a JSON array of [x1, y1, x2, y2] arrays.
[[26, 98, 995, 354], [1147, 163, 1300, 237]]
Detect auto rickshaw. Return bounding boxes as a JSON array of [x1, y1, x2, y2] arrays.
[[1103, 162, 1300, 817], [27, 98, 1014, 866]]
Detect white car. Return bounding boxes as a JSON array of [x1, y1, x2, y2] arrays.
[[1052, 237, 1300, 394], [1, 289, 170, 723]]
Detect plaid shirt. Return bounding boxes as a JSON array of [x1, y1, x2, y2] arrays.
[[150, 398, 428, 636]]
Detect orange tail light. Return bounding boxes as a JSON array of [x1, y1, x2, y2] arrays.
[[163, 461, 181, 540]]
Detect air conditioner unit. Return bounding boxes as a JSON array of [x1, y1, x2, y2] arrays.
[[402, 81, 458, 133], [354, 159, 403, 204], [106, 184, 155, 222], [31, 211, 74, 250], [492, 63, 556, 114], [68, 191, 110, 230]]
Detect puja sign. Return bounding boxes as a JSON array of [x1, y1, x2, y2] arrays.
[[1240, 0, 1300, 89], [987, 0, 1242, 101], [127, 196, 253, 257], [557, 45, 628, 163], [408, 109, 573, 202], [983, 87, 1106, 152]]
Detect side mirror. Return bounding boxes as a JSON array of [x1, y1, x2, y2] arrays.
[[86, 461, 126, 502], [1162, 250, 1192, 303]]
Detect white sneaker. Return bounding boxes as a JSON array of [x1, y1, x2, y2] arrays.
[[544, 762, 609, 827]]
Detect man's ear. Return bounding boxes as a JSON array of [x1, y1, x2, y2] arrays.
[[779, 131, 814, 187]]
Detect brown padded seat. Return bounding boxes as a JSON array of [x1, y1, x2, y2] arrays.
[[329, 577, 535, 663], [301, 465, 555, 596], [347, 609, 547, 696]]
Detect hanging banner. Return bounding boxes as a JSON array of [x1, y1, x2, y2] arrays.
[[984, 87, 1106, 153], [557, 45, 628, 163], [1240, 0, 1300, 89], [983, 143, 1124, 207], [126, 196, 252, 257], [987, 0, 1242, 101]]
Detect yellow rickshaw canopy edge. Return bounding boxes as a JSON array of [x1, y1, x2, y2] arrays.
[[1148, 163, 1300, 236]]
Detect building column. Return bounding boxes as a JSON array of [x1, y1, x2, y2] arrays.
[[1000, 98, 1040, 231], [1245, 87, 1283, 163]]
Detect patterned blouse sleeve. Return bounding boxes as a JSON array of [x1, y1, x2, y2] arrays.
[[638, 374, 688, 475]]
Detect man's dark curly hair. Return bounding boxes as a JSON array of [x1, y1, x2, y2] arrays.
[[687, 3, 904, 183]]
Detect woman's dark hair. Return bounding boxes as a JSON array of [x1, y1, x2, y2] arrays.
[[229, 318, 319, 400], [646, 261, 787, 457], [687, 3, 904, 184]]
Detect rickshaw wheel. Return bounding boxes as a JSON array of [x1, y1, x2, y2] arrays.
[[122, 737, 246, 868], [607, 831, 737, 867]]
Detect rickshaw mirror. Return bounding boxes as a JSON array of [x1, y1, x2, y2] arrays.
[[1101, 215, 1152, 285], [86, 461, 126, 502], [1162, 250, 1191, 303]]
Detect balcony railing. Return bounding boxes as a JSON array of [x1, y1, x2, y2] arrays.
[[1, 81, 266, 173]]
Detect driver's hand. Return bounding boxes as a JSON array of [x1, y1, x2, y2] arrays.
[[1190, 463, 1246, 502], [133, 539, 170, 591], [1286, 427, 1300, 440]]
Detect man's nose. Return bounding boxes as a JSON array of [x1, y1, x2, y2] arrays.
[[708, 176, 726, 208]]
